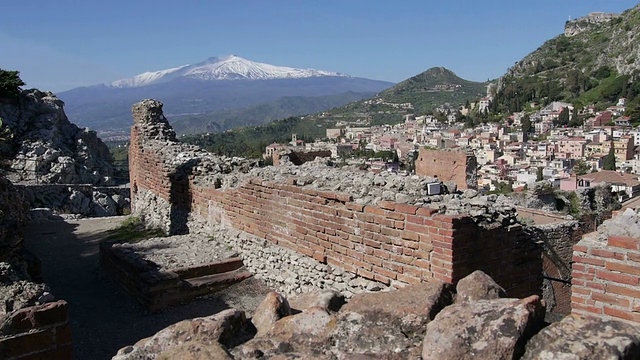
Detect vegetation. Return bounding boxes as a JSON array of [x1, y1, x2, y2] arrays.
[[181, 116, 326, 158], [102, 217, 165, 244], [572, 160, 591, 175], [171, 92, 374, 135], [0, 69, 25, 100], [603, 145, 616, 171], [492, 6, 640, 117]]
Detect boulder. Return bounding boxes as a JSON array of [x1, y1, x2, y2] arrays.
[[422, 295, 545, 360], [522, 314, 640, 360], [455, 270, 507, 303], [251, 291, 291, 335], [156, 341, 232, 360], [288, 289, 345, 313], [328, 281, 455, 358], [233, 306, 333, 359], [112, 309, 247, 360]]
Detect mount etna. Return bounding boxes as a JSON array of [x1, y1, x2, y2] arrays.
[[57, 55, 393, 136]]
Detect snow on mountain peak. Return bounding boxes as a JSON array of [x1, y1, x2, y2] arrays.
[[109, 55, 348, 88]]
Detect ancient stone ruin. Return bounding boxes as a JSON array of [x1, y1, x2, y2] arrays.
[[118, 98, 640, 358]]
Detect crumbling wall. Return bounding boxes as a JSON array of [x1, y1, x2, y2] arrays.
[[274, 150, 332, 166], [129, 99, 542, 298], [415, 148, 477, 190], [572, 209, 640, 324]]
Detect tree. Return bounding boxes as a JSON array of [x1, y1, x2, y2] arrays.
[[0, 69, 25, 100], [572, 160, 591, 175], [521, 114, 532, 142], [603, 145, 616, 171], [536, 167, 544, 181]]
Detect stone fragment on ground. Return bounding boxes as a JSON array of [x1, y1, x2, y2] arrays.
[[522, 313, 640, 360], [251, 291, 291, 335], [455, 270, 507, 303], [422, 295, 546, 360]]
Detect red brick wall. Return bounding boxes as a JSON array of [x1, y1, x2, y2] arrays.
[[572, 235, 640, 324], [0, 301, 72, 359], [415, 149, 477, 190], [188, 178, 540, 296]]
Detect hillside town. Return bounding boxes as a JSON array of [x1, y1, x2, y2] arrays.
[[265, 93, 640, 202]]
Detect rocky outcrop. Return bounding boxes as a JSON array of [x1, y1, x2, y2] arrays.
[[0, 89, 114, 185], [523, 314, 640, 359]]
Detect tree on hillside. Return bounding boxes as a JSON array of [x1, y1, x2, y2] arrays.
[[0, 69, 25, 100], [603, 145, 616, 171], [572, 160, 591, 175], [554, 107, 570, 127], [521, 114, 532, 142]]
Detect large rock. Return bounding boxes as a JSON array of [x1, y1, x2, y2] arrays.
[[288, 289, 345, 313], [112, 309, 247, 360], [522, 314, 640, 360], [0, 89, 114, 185], [251, 291, 291, 335], [235, 282, 454, 359], [422, 295, 546, 360], [455, 270, 507, 303], [328, 281, 455, 358]]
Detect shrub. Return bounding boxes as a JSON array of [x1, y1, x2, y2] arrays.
[[0, 69, 25, 100]]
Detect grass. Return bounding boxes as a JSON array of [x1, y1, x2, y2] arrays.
[[103, 216, 166, 244]]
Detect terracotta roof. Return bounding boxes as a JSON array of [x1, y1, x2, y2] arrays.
[[580, 171, 640, 187]]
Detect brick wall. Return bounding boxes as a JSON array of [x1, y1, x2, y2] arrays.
[[572, 234, 640, 323], [0, 301, 72, 359], [186, 178, 541, 296], [415, 149, 477, 190]]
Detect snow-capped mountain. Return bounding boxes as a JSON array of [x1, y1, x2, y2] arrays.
[[109, 55, 348, 88]]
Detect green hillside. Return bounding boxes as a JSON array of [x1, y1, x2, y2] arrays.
[[494, 4, 640, 114]]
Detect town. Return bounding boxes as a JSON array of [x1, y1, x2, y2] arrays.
[[265, 88, 639, 203]]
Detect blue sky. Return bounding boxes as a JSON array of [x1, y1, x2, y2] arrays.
[[1, 1, 638, 92]]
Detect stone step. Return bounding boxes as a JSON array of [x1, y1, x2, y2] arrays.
[[183, 268, 252, 294]]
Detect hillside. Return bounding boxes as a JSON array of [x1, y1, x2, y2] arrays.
[[495, 4, 640, 113], [171, 91, 376, 135], [182, 67, 487, 157], [377, 67, 487, 113]]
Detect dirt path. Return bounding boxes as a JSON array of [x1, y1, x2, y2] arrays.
[[24, 216, 270, 360]]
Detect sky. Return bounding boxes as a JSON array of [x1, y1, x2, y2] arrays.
[[1, 1, 638, 92]]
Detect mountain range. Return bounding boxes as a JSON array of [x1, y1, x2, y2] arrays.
[[58, 56, 393, 137]]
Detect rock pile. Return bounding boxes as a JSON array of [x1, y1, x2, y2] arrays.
[[112, 270, 640, 359], [0, 89, 114, 185]]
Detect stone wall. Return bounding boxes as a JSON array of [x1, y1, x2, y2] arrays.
[[129, 99, 543, 299], [415, 148, 477, 190], [572, 209, 640, 324], [17, 184, 130, 217], [526, 221, 584, 314]]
